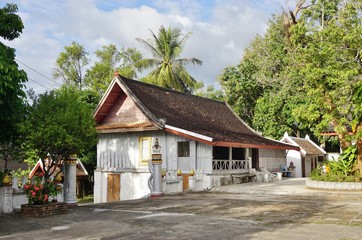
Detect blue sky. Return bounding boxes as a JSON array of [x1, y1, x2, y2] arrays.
[[2, 0, 297, 94]]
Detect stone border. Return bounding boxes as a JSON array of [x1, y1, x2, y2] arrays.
[[306, 179, 362, 191], [21, 202, 69, 217]]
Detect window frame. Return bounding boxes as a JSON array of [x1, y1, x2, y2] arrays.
[[139, 137, 152, 165], [177, 141, 190, 158]]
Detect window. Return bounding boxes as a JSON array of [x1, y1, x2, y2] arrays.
[[139, 137, 151, 165], [178, 141, 190, 157]]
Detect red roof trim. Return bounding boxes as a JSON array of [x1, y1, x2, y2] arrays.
[[211, 141, 299, 150], [165, 128, 299, 150], [320, 132, 353, 136], [165, 128, 213, 145]]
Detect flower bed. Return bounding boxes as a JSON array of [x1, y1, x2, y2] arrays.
[[21, 202, 69, 218], [306, 179, 362, 191]]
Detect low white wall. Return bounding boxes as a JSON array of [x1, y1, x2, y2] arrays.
[[163, 178, 182, 194], [306, 179, 362, 190], [0, 187, 27, 214]]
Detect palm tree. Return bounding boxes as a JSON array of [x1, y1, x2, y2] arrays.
[[136, 25, 202, 93]]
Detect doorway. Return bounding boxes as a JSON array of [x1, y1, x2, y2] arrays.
[[107, 174, 120, 202]]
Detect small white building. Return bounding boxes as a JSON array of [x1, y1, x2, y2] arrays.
[[281, 133, 326, 177], [93, 75, 298, 203]]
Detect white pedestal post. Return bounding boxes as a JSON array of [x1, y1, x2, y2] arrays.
[[150, 138, 164, 197], [63, 156, 77, 205]]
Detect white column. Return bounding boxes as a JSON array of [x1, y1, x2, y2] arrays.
[[63, 157, 77, 205]]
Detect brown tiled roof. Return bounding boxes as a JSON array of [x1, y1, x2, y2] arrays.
[[116, 76, 297, 150], [290, 137, 325, 155]]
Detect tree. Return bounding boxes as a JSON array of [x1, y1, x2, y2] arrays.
[[23, 86, 97, 179], [219, 14, 302, 131], [219, 63, 264, 126], [288, 0, 362, 170], [221, 0, 362, 172], [0, 3, 27, 169], [85, 44, 145, 96], [136, 25, 202, 93], [195, 82, 225, 102], [53, 41, 89, 90]]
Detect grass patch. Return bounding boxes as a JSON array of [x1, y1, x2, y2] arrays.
[[77, 195, 94, 204]]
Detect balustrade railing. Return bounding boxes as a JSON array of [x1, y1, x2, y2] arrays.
[[212, 159, 249, 171]]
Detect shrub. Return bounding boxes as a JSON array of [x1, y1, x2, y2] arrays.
[[310, 145, 360, 182], [23, 172, 62, 205]]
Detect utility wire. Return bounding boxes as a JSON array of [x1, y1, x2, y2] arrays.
[[28, 78, 52, 90], [15, 58, 62, 87]]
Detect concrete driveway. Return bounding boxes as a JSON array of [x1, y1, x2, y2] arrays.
[[1, 178, 362, 239]]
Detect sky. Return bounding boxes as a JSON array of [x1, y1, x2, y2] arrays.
[[2, 0, 297, 94]]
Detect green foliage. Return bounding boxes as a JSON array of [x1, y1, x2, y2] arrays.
[[11, 168, 31, 180], [137, 25, 202, 93], [219, 64, 263, 126], [23, 174, 62, 205], [329, 145, 358, 176], [77, 194, 94, 204], [220, 0, 362, 153], [53, 41, 89, 90], [310, 170, 361, 182], [219, 14, 305, 133], [85, 44, 145, 96], [0, 3, 27, 143], [194, 82, 225, 102], [289, 0, 362, 147], [24, 86, 98, 163], [310, 146, 360, 182], [0, 3, 23, 40]]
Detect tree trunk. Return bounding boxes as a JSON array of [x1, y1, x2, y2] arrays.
[[355, 123, 362, 176]]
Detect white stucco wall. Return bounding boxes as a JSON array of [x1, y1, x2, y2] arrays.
[[259, 149, 287, 170], [95, 130, 214, 202], [326, 152, 340, 161], [196, 142, 213, 174], [286, 150, 302, 177]]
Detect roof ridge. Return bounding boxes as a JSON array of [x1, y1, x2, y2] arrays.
[[120, 75, 225, 105]]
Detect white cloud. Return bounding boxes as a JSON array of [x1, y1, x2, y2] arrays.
[[2, 0, 286, 94]]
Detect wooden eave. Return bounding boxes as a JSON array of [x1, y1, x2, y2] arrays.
[[165, 128, 300, 151], [210, 141, 300, 150], [93, 78, 124, 123], [96, 122, 159, 133]]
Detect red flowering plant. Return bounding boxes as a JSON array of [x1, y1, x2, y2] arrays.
[[23, 172, 62, 205]]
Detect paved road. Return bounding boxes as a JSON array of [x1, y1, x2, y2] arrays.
[[1, 178, 362, 239]]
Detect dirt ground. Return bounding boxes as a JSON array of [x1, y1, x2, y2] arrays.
[[1, 178, 362, 239]]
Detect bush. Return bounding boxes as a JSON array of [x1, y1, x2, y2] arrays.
[[310, 169, 362, 182], [310, 145, 360, 182], [23, 173, 62, 205]]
